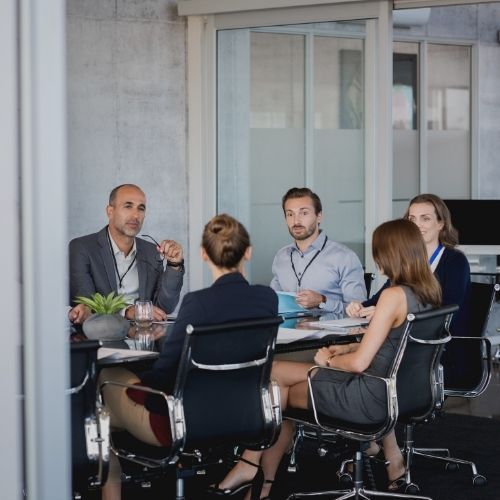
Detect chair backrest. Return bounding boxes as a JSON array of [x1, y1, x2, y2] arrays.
[[443, 282, 498, 393], [468, 282, 499, 337], [172, 317, 283, 451], [69, 340, 103, 492], [364, 272, 375, 298], [395, 304, 457, 422]]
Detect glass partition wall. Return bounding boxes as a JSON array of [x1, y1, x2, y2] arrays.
[[217, 23, 366, 285], [392, 40, 472, 217]]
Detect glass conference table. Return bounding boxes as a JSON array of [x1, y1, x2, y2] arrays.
[[70, 314, 365, 368]]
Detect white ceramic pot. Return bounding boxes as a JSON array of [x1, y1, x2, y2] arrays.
[[82, 313, 129, 341]]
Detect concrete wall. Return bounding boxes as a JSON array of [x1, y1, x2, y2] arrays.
[[67, 0, 188, 258]]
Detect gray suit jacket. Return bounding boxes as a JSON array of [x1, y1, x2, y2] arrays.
[[69, 227, 184, 313]]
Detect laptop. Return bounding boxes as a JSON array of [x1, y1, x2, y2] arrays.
[[277, 291, 314, 319]]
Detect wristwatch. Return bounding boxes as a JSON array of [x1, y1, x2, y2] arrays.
[[318, 295, 327, 309], [167, 259, 185, 272]]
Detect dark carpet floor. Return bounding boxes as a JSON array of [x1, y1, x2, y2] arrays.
[[89, 413, 499, 500]]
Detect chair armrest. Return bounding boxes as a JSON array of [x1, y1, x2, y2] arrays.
[[98, 380, 185, 450], [408, 331, 452, 345], [99, 379, 170, 402], [67, 370, 90, 395], [444, 336, 492, 398], [304, 365, 396, 442], [306, 364, 390, 384], [270, 379, 282, 426], [447, 336, 491, 362]]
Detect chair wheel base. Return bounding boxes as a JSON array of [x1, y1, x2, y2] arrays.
[[405, 483, 420, 494], [445, 462, 459, 471], [337, 473, 352, 487], [472, 474, 487, 487]]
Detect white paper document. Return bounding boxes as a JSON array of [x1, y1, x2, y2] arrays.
[[276, 327, 349, 344], [98, 347, 158, 360], [308, 317, 369, 330]]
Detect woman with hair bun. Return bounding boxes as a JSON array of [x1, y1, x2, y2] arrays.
[[100, 214, 278, 500]]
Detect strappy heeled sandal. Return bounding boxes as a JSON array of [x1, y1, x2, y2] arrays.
[[260, 478, 274, 499], [207, 457, 263, 498], [388, 473, 407, 493]]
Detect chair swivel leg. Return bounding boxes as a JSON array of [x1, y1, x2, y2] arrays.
[[287, 449, 433, 500], [175, 476, 184, 500], [287, 425, 305, 473], [403, 423, 487, 487]]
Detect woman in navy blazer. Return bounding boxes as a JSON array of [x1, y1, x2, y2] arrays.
[[100, 214, 278, 500], [347, 194, 470, 341]]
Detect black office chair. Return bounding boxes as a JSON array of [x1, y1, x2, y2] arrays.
[[99, 316, 283, 499], [399, 282, 498, 488], [70, 340, 110, 499], [283, 304, 457, 499]]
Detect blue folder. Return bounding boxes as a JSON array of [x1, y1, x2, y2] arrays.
[[277, 292, 313, 319]]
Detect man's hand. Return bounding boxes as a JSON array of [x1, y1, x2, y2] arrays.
[[152, 306, 168, 321], [296, 289, 325, 309], [157, 239, 183, 264], [68, 304, 91, 324]]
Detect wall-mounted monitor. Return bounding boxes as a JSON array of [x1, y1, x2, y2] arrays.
[[444, 199, 500, 253]]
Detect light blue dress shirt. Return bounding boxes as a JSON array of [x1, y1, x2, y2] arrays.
[[270, 231, 366, 314]]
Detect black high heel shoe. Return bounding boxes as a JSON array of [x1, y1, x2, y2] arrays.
[[207, 457, 263, 498], [260, 478, 274, 500], [387, 473, 407, 493]]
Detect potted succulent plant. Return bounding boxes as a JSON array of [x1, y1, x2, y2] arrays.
[[75, 292, 131, 341]]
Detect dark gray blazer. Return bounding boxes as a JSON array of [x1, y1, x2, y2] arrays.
[[69, 226, 184, 313]]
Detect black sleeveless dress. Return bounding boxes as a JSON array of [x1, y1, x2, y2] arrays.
[[309, 286, 430, 424]]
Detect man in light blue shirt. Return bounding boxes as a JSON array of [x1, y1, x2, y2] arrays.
[[271, 187, 366, 314]]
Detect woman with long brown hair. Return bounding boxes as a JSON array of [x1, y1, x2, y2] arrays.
[[347, 194, 470, 387], [347, 194, 469, 333], [215, 219, 442, 498]]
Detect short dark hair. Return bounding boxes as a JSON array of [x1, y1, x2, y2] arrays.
[[282, 187, 322, 215], [202, 214, 251, 269], [108, 184, 143, 205]]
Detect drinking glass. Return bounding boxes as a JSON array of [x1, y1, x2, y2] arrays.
[[136, 330, 155, 351], [134, 299, 153, 329]]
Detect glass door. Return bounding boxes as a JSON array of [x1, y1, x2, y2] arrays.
[[217, 22, 366, 285]]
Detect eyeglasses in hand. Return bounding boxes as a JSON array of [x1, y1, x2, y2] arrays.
[[142, 234, 165, 260]]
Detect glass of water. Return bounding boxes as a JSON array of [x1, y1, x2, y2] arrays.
[[134, 299, 153, 329], [136, 330, 155, 351]]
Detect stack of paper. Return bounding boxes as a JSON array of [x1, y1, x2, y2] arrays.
[[308, 317, 369, 331], [98, 347, 158, 360], [277, 327, 334, 344]]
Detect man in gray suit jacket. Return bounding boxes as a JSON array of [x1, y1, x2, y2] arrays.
[[68, 184, 184, 323]]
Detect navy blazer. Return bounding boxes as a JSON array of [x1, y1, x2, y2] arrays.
[[364, 247, 470, 337], [140, 272, 278, 413], [69, 226, 184, 313]]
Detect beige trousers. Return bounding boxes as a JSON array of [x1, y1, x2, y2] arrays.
[[99, 367, 162, 447]]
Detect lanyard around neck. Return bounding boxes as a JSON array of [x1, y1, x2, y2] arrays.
[[290, 236, 328, 288], [429, 243, 443, 266], [107, 229, 137, 289]]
